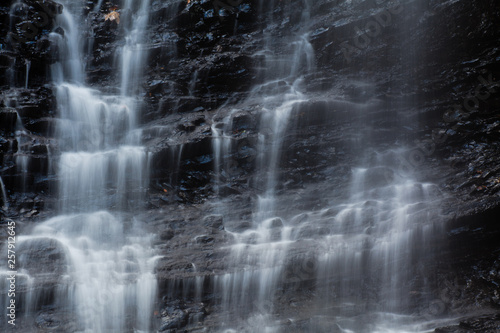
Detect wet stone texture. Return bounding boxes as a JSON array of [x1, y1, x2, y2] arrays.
[[0, 0, 499, 332]]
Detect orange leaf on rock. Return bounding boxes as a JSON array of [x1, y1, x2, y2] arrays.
[[105, 11, 120, 24]]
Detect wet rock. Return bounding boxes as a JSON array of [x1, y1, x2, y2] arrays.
[[434, 314, 500, 333], [34, 307, 77, 332], [17, 237, 67, 276], [0, 0, 500, 330], [35, 309, 63, 330], [195, 234, 214, 244], [232, 113, 256, 131], [159, 308, 187, 332], [203, 214, 224, 230], [0, 107, 17, 132], [427, 299, 446, 316], [23, 117, 56, 136], [233, 221, 252, 232], [363, 167, 395, 188], [160, 228, 175, 241], [264, 217, 284, 229], [159, 300, 206, 331]]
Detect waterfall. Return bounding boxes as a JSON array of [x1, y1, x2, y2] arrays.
[[209, 0, 446, 331], [50, 2, 84, 84], [9, 1, 159, 331], [14, 115, 30, 193], [211, 0, 316, 329], [120, 0, 151, 96], [188, 70, 199, 97], [24, 59, 30, 89], [1, 0, 468, 331]]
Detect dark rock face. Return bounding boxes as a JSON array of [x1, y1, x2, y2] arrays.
[[157, 300, 205, 332], [0, 0, 61, 221], [1, 0, 499, 332]]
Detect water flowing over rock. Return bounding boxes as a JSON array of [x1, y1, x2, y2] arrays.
[[2, 0, 159, 331], [1, 0, 500, 332]]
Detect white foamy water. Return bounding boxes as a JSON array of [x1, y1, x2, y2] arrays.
[[17, 212, 159, 332], [3, 0, 454, 331], [211, 1, 316, 330], [209, 0, 447, 332], [58, 146, 147, 212], [55, 83, 138, 151], [7, 0, 159, 331]]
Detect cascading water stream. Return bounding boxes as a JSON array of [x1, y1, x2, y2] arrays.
[[49, 1, 84, 84], [120, 0, 151, 97], [211, 0, 316, 330], [0, 0, 463, 331], [210, 0, 447, 331], [306, 156, 446, 332], [24, 59, 30, 89], [13, 110, 30, 193], [6, 1, 159, 331]]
